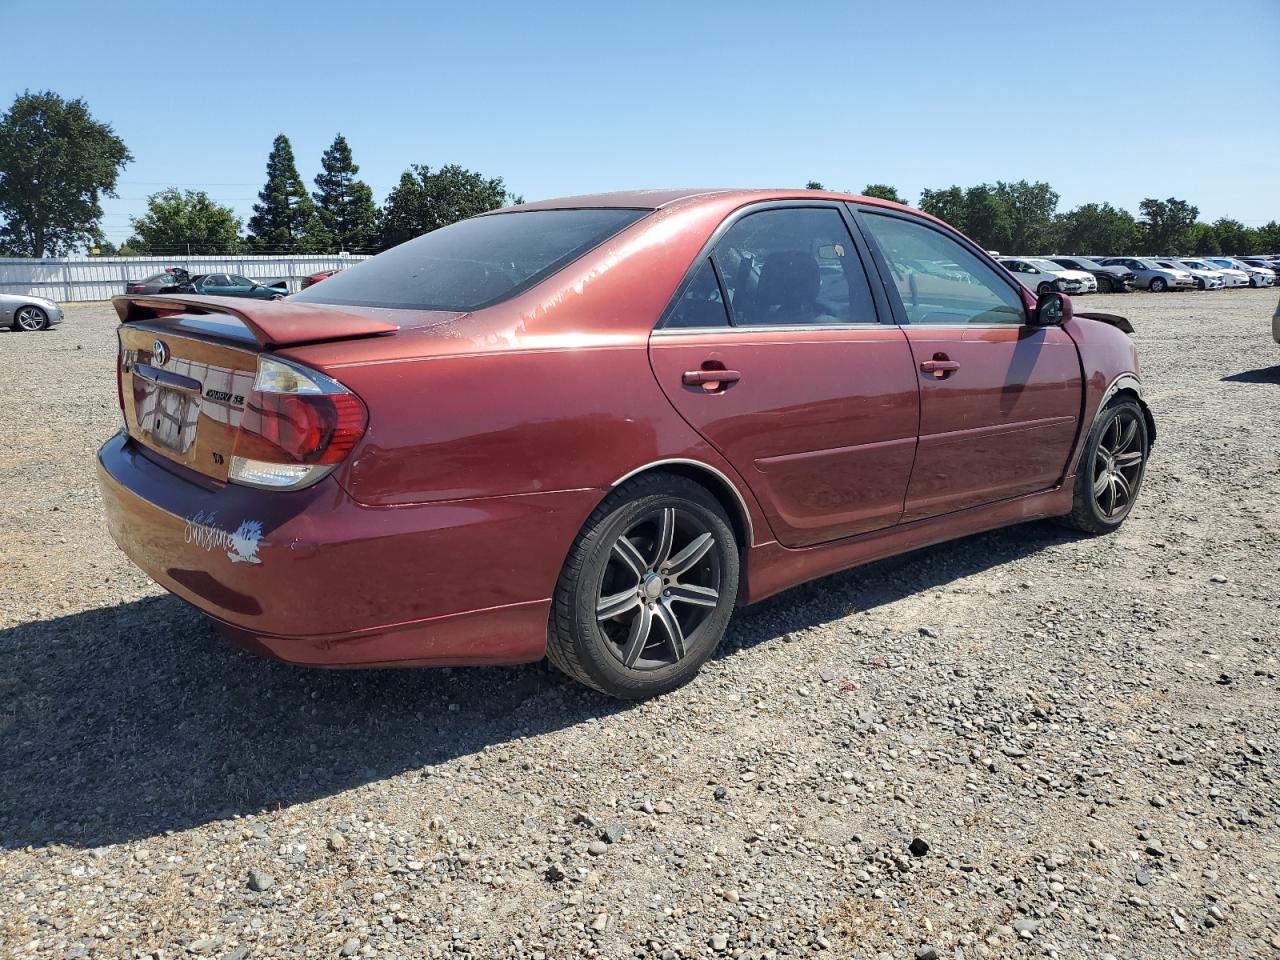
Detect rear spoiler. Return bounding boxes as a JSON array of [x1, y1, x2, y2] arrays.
[[1075, 311, 1134, 335], [112, 294, 398, 348]]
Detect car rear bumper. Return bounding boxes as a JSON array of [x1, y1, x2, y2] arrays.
[[97, 431, 601, 666]]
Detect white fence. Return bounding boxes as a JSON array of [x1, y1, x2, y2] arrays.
[[0, 255, 370, 302]]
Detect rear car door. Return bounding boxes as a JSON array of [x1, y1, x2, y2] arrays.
[[648, 203, 920, 548], [853, 206, 1082, 522]]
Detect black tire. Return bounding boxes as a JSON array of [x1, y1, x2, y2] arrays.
[[1036, 281, 1053, 296], [1248, 277, 1259, 288], [12, 305, 49, 331], [1149, 277, 1167, 293], [1060, 398, 1149, 534], [1097, 276, 1113, 294], [1196, 278, 1206, 291], [547, 473, 740, 699]]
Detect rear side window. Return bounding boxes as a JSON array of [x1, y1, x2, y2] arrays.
[[666, 259, 729, 328], [292, 208, 649, 311], [711, 207, 876, 326]]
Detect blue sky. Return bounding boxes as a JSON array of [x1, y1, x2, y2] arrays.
[[6, 0, 1279, 245]]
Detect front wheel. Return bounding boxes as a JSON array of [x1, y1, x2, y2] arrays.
[[547, 473, 739, 699], [1097, 276, 1113, 294], [1060, 398, 1149, 534], [1036, 281, 1054, 296], [13, 305, 49, 331], [1149, 277, 1167, 292]]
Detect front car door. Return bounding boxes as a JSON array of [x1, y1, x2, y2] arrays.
[[649, 203, 920, 547], [853, 206, 1082, 522]]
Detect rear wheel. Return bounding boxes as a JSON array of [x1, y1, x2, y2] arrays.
[[13, 306, 49, 331], [1061, 398, 1149, 534], [1149, 277, 1167, 292], [547, 473, 739, 699]]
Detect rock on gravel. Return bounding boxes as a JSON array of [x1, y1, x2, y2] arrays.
[[1, 293, 1278, 958]]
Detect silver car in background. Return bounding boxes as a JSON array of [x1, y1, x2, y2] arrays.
[[1099, 257, 1196, 292], [1, 293, 64, 331]]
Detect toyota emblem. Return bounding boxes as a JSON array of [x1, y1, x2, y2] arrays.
[[153, 339, 170, 366]]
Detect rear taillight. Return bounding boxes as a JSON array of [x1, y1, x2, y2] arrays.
[[228, 356, 367, 490]]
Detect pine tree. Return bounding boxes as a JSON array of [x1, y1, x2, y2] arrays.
[[246, 134, 318, 253], [312, 134, 378, 253]]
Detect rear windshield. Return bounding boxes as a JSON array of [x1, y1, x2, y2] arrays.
[[293, 208, 650, 312]]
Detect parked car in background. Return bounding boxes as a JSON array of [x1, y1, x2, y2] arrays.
[[97, 188, 1154, 699], [1274, 288, 1280, 346], [1238, 258, 1279, 284], [301, 268, 341, 289], [1098, 257, 1195, 292], [1205, 257, 1275, 288], [1155, 258, 1223, 290], [997, 257, 1095, 294], [125, 268, 190, 294], [2, 292, 63, 331], [1273, 288, 1280, 346], [1048, 256, 1135, 293], [175, 274, 289, 299], [1179, 258, 1249, 288]]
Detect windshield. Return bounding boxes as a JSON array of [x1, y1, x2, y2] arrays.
[[293, 208, 650, 311], [1061, 257, 1102, 270], [1027, 259, 1064, 272]]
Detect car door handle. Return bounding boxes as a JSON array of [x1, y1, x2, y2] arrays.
[[683, 369, 741, 386], [920, 358, 960, 379]]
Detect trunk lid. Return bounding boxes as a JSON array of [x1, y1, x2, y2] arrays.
[[114, 294, 396, 482]]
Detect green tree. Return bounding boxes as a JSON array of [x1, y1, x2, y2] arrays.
[[1055, 202, 1141, 255], [862, 183, 905, 204], [0, 90, 132, 256], [960, 184, 1013, 251], [1138, 197, 1198, 254], [1254, 221, 1280, 253], [1189, 223, 1220, 256], [378, 163, 515, 250], [805, 180, 825, 190], [125, 188, 242, 255], [918, 186, 967, 232], [246, 134, 320, 253], [993, 180, 1059, 252], [1211, 217, 1255, 256], [312, 133, 379, 253]]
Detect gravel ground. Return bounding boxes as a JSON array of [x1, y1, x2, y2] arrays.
[[1, 291, 1277, 960]]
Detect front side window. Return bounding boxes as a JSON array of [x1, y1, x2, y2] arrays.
[[710, 207, 876, 326], [861, 213, 1025, 325], [292, 208, 649, 311], [230, 275, 253, 286]]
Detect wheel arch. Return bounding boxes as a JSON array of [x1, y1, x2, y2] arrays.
[[1100, 375, 1156, 449], [611, 459, 755, 551]]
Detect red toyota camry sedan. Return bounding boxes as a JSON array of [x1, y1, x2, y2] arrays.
[[98, 189, 1154, 698]]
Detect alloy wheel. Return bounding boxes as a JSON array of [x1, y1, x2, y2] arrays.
[[596, 506, 722, 670], [1092, 411, 1145, 520], [15, 306, 46, 331]]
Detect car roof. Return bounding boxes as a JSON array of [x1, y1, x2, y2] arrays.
[[486, 187, 918, 215]]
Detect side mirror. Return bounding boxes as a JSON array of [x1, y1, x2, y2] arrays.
[[1035, 289, 1072, 326]]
